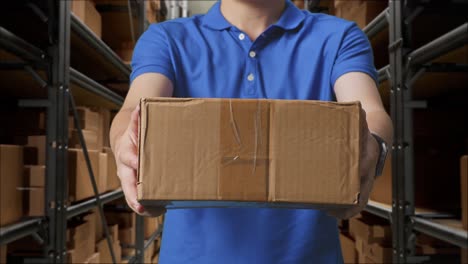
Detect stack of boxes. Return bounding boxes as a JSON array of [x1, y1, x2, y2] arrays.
[[71, 0, 102, 38]]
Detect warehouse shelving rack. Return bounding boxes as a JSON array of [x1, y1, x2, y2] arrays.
[[0, 1, 160, 263], [359, 0, 468, 263]]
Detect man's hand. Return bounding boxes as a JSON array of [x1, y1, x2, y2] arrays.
[[114, 105, 165, 216], [328, 128, 379, 219]]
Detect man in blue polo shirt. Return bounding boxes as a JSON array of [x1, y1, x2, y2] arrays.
[[110, 0, 393, 263]]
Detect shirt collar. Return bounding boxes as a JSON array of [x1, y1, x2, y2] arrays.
[[202, 1, 306, 31]]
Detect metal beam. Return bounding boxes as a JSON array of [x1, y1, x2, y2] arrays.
[[71, 14, 131, 77], [0, 27, 47, 65], [412, 217, 468, 249], [378, 65, 390, 83], [407, 23, 468, 66], [365, 201, 392, 221], [0, 218, 45, 245], [67, 189, 124, 219], [364, 8, 389, 39], [70, 68, 124, 106]]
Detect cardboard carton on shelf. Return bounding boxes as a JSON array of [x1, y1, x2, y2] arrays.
[[138, 98, 365, 209], [27, 136, 46, 166], [68, 129, 100, 151], [67, 214, 96, 264], [68, 148, 99, 202], [115, 41, 135, 64], [0, 145, 24, 227], [89, 107, 111, 149], [71, 0, 102, 38], [151, 253, 159, 264], [349, 213, 391, 244], [84, 252, 100, 264], [24, 165, 45, 187], [461, 155, 468, 230], [355, 236, 392, 264], [98, 152, 109, 193], [339, 233, 357, 264], [105, 211, 135, 229], [70, 107, 100, 132], [119, 227, 135, 257], [97, 238, 122, 264], [103, 147, 119, 191], [26, 187, 45, 217]]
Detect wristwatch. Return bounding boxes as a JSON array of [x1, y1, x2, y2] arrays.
[[371, 133, 388, 177]]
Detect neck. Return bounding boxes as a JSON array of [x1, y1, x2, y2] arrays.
[[220, 0, 286, 41]]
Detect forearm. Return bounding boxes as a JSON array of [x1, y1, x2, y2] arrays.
[[110, 108, 133, 153], [366, 110, 393, 148]]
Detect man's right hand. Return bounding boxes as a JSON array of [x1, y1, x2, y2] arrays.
[[114, 105, 165, 216], [109, 72, 174, 216]]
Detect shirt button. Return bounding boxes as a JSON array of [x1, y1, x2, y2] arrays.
[[247, 73, 255, 81], [239, 33, 245, 40], [249, 51, 256, 58]]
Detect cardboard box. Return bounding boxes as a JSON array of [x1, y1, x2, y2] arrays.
[[71, 0, 102, 38], [144, 240, 155, 264], [68, 149, 99, 202], [69, 129, 100, 150], [118, 227, 135, 246], [90, 107, 111, 149], [27, 136, 46, 166], [461, 156, 468, 230], [70, 107, 100, 132], [103, 147, 119, 191], [97, 238, 122, 264], [151, 253, 159, 264], [0, 145, 24, 227], [98, 153, 108, 193], [23, 146, 38, 165], [67, 216, 96, 264], [26, 187, 45, 216], [333, 0, 387, 29], [24, 165, 46, 187], [145, 217, 158, 239], [349, 215, 391, 244], [138, 98, 364, 208], [84, 252, 100, 264], [105, 211, 135, 229], [339, 233, 357, 264]]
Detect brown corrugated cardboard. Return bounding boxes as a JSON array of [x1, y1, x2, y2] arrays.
[[349, 215, 391, 244], [90, 107, 111, 149], [105, 211, 135, 229], [24, 165, 45, 187], [151, 253, 159, 264], [67, 216, 96, 264], [97, 239, 122, 264], [68, 149, 99, 202], [98, 153, 108, 193], [27, 136, 46, 166], [119, 227, 135, 245], [72, 0, 102, 38], [138, 98, 364, 208], [0, 145, 24, 227], [69, 129, 100, 150], [103, 147, 120, 191], [84, 252, 100, 264], [339, 233, 357, 264], [364, 241, 393, 263], [27, 187, 44, 217], [461, 156, 468, 230], [71, 107, 100, 132]]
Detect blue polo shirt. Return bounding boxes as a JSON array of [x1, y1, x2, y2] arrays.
[[131, 1, 377, 263]]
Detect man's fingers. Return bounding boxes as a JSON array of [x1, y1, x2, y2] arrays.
[[118, 165, 146, 215], [119, 146, 138, 170]]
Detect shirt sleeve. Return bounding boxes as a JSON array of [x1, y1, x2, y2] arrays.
[[130, 24, 175, 84], [330, 23, 379, 88]]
